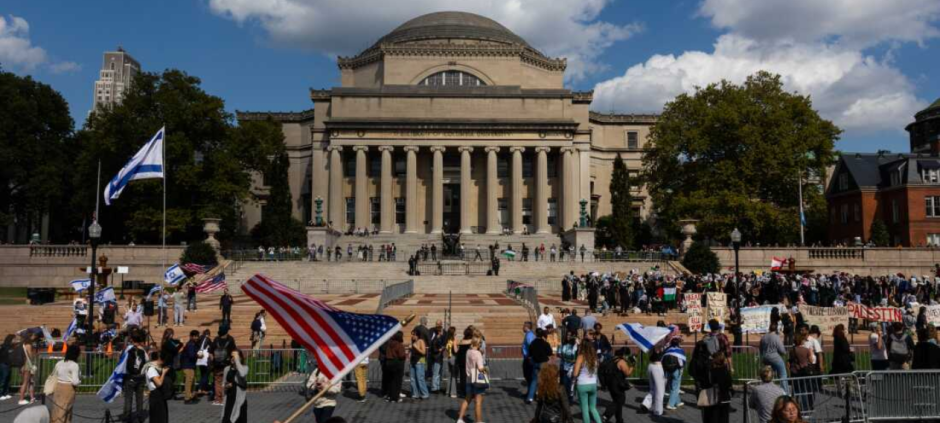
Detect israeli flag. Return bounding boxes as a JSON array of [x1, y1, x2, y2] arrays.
[[664, 345, 687, 366], [800, 210, 807, 227], [98, 346, 133, 403], [104, 127, 165, 206], [63, 318, 78, 342], [164, 264, 185, 286], [616, 323, 677, 353], [70, 279, 91, 292], [146, 284, 163, 301], [94, 287, 116, 304]]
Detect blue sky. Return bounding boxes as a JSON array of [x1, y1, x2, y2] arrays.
[[3, 0, 939, 153]]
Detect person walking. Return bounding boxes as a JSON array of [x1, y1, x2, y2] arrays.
[[531, 364, 574, 423], [699, 352, 733, 423], [210, 328, 237, 405], [522, 322, 536, 394], [15, 334, 35, 405], [453, 327, 474, 399], [146, 352, 171, 423], [601, 347, 634, 423], [157, 290, 169, 327], [308, 364, 341, 422], [180, 331, 199, 404], [172, 288, 185, 327], [456, 336, 487, 423], [409, 328, 430, 400], [525, 329, 554, 404], [887, 322, 915, 370], [221, 350, 248, 423], [646, 346, 666, 416], [573, 338, 602, 423], [219, 290, 234, 327], [49, 345, 81, 423], [663, 338, 687, 410], [748, 366, 786, 423], [383, 331, 407, 403], [557, 335, 578, 402], [760, 322, 789, 391]]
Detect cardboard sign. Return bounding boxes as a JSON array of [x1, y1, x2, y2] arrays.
[[706, 292, 727, 324], [683, 293, 702, 311], [688, 315, 703, 332], [800, 305, 849, 334]]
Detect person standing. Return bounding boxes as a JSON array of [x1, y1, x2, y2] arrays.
[[49, 345, 81, 423], [250, 311, 266, 350], [531, 364, 574, 423], [869, 323, 889, 370], [913, 325, 940, 369], [561, 309, 580, 342], [122, 331, 148, 423], [0, 335, 13, 401], [308, 364, 341, 423], [557, 335, 578, 402], [663, 338, 687, 410], [219, 290, 234, 327], [221, 350, 248, 423], [15, 334, 35, 405], [146, 352, 171, 423], [384, 331, 407, 403], [522, 322, 536, 391], [537, 307, 555, 331], [646, 347, 666, 416], [187, 283, 197, 311], [409, 329, 429, 400], [429, 321, 446, 394], [172, 288, 185, 327], [180, 331, 199, 404], [601, 347, 634, 423], [456, 336, 486, 423], [573, 338, 602, 423], [196, 329, 212, 398], [760, 322, 789, 391], [156, 291, 168, 327], [210, 328, 237, 405], [699, 352, 733, 423], [525, 329, 553, 404], [830, 324, 855, 374], [886, 322, 914, 370]]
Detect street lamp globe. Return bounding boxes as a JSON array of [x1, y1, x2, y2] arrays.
[[731, 228, 741, 244], [89, 221, 102, 240]]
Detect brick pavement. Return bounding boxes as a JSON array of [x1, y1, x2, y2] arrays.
[[0, 381, 746, 423]]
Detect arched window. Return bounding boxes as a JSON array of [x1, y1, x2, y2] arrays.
[[419, 71, 486, 87]]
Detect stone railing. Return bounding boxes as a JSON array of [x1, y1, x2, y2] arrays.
[[28, 245, 88, 257], [807, 248, 866, 260]]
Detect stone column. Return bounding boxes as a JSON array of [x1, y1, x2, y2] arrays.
[[354, 146, 369, 230], [535, 147, 550, 234], [485, 146, 501, 234], [328, 146, 344, 229], [510, 147, 525, 234], [379, 146, 394, 233], [459, 147, 473, 234], [404, 146, 419, 233], [561, 147, 574, 230], [430, 146, 445, 234]]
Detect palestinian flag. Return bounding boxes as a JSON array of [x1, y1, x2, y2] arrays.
[[663, 287, 677, 302]]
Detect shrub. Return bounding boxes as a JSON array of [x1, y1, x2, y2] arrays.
[[180, 241, 219, 267], [681, 242, 720, 274]]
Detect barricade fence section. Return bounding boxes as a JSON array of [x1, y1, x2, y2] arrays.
[[746, 373, 866, 423], [376, 280, 414, 314], [864, 370, 940, 421]]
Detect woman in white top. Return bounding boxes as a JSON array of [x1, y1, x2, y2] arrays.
[[456, 337, 486, 423], [50, 346, 81, 423], [573, 338, 602, 423]]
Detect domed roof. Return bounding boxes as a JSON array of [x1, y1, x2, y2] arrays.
[[371, 11, 532, 49]]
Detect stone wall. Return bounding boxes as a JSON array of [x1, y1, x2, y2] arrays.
[[0, 245, 186, 288], [711, 247, 940, 276]]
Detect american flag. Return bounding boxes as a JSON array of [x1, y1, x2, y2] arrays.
[[182, 263, 208, 275], [195, 272, 227, 293], [241, 274, 400, 383]]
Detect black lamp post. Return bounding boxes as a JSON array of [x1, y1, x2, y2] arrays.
[[731, 228, 742, 346], [86, 221, 101, 376]]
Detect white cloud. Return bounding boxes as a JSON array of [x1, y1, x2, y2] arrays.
[[699, 0, 940, 48], [0, 15, 47, 70], [206, 0, 640, 81], [593, 1, 939, 133], [49, 61, 81, 74]]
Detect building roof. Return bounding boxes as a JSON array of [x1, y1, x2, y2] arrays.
[[371, 11, 532, 50], [833, 152, 940, 193]]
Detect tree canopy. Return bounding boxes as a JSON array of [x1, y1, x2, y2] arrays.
[[643, 71, 840, 245], [606, 153, 634, 249]]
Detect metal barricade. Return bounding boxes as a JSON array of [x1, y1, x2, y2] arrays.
[[745, 373, 866, 423], [376, 280, 414, 314], [864, 370, 940, 421]]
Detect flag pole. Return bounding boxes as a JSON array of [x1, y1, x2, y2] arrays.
[[798, 169, 805, 246], [280, 380, 341, 423], [162, 127, 167, 272], [95, 160, 101, 221]]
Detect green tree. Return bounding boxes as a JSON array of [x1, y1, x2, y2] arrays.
[[72, 70, 280, 244], [682, 242, 720, 274], [0, 69, 74, 242], [643, 71, 840, 245], [180, 241, 219, 267], [869, 218, 890, 247], [608, 153, 635, 249], [250, 148, 307, 247]]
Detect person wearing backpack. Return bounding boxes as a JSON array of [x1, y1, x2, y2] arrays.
[[530, 363, 573, 423], [886, 322, 914, 370], [663, 338, 687, 410], [211, 327, 237, 405], [600, 347, 634, 423], [123, 330, 149, 423]]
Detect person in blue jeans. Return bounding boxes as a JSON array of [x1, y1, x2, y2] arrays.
[[663, 338, 687, 410], [558, 335, 579, 402], [409, 329, 429, 399], [760, 322, 789, 392], [525, 329, 554, 404]]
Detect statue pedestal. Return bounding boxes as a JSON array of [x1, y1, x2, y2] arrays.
[[307, 226, 342, 250], [563, 227, 596, 262]]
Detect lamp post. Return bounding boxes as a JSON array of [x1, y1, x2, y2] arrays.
[[86, 221, 101, 376], [730, 228, 742, 346]]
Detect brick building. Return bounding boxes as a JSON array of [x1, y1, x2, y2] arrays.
[[827, 99, 940, 246]]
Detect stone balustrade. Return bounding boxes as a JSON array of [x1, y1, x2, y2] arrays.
[[28, 245, 88, 257]]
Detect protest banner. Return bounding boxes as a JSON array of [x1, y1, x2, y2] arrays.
[[740, 305, 787, 334], [800, 305, 849, 334], [688, 315, 703, 332], [684, 293, 703, 331], [706, 292, 727, 322], [847, 302, 903, 323]]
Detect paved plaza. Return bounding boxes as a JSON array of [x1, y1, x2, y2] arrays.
[[0, 381, 748, 423]]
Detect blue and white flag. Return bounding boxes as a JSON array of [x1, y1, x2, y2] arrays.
[[94, 287, 116, 304], [664, 345, 687, 366], [70, 279, 91, 292], [164, 264, 186, 286], [146, 284, 163, 301], [63, 318, 78, 343], [98, 346, 133, 403], [104, 127, 165, 206], [616, 323, 677, 353]]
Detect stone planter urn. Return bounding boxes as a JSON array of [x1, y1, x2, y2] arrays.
[[202, 218, 222, 253], [679, 219, 698, 257]]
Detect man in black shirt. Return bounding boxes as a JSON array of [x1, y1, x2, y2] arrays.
[[210, 327, 237, 405], [123, 330, 149, 423], [562, 309, 581, 341], [219, 290, 234, 326], [525, 329, 553, 404]]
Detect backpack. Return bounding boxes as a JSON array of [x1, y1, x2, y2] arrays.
[[214, 339, 231, 366], [703, 335, 721, 356], [599, 358, 623, 391], [662, 353, 681, 373], [125, 347, 146, 377], [9, 344, 25, 368], [888, 334, 910, 363], [251, 318, 262, 332], [690, 340, 713, 384]]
